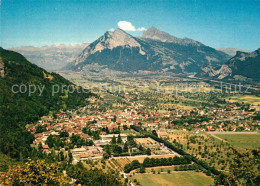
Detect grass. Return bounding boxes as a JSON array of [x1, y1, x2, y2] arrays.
[[120, 129, 137, 135], [215, 133, 260, 149], [130, 171, 214, 186], [227, 95, 260, 105]]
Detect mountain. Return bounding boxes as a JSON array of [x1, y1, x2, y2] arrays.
[[68, 27, 230, 73], [199, 48, 260, 80], [141, 26, 201, 46], [0, 47, 92, 158], [216, 48, 251, 57], [9, 43, 88, 71]]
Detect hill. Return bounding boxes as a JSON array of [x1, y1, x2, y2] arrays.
[[199, 48, 260, 80], [0, 47, 92, 159]]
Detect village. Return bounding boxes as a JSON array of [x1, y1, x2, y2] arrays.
[[27, 83, 260, 164]]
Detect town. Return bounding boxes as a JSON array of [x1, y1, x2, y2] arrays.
[[26, 73, 260, 185]]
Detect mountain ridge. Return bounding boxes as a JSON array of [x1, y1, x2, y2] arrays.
[[69, 27, 230, 73], [198, 48, 260, 80]]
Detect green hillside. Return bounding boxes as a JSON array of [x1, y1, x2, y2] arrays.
[[0, 47, 92, 159]]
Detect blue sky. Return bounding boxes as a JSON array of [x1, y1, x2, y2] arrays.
[[1, 0, 260, 50]]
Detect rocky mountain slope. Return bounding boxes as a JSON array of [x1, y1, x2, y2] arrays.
[[9, 43, 88, 71], [198, 48, 260, 80], [68, 27, 230, 73]]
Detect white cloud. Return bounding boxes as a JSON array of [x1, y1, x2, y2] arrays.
[[108, 28, 115, 32], [137, 27, 147, 31], [117, 21, 146, 32]]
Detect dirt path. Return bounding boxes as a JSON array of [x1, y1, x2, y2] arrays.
[[207, 131, 259, 134], [210, 134, 227, 142]]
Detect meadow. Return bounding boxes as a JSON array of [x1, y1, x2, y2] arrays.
[[227, 95, 260, 105], [214, 133, 260, 149], [129, 172, 214, 186]]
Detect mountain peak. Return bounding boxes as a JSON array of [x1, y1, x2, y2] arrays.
[[142, 27, 179, 42], [142, 27, 200, 46], [99, 28, 141, 49], [74, 28, 145, 66]]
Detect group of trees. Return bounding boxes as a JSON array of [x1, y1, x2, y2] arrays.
[[46, 133, 94, 150], [103, 134, 152, 158], [66, 162, 122, 185], [70, 133, 94, 147], [82, 127, 100, 140], [215, 148, 260, 185], [124, 156, 192, 173], [0, 159, 68, 185], [35, 125, 47, 133], [142, 156, 191, 168]]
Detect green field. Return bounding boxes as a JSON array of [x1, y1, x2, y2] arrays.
[[130, 172, 214, 186], [215, 133, 260, 149], [227, 95, 260, 105]]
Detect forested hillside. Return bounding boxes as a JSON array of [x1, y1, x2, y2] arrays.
[[0, 47, 92, 159]]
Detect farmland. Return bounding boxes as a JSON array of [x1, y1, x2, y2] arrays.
[[214, 133, 260, 149], [129, 172, 214, 186], [168, 131, 236, 171], [227, 95, 260, 105]]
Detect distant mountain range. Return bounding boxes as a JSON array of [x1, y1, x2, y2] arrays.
[[198, 48, 260, 80], [9, 43, 88, 71], [67, 27, 230, 73], [8, 27, 258, 81], [216, 48, 251, 57]]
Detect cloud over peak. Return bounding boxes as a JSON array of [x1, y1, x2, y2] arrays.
[[117, 21, 146, 32]]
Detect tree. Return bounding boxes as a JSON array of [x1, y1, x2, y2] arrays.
[[114, 145, 122, 154], [117, 134, 122, 144], [146, 148, 151, 155], [0, 160, 67, 185], [112, 135, 117, 144], [103, 153, 110, 160], [66, 162, 121, 185], [35, 125, 47, 133], [60, 131, 69, 138], [152, 130, 158, 137], [123, 143, 128, 152], [139, 165, 145, 173], [68, 151, 73, 164]]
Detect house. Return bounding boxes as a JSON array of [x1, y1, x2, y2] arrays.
[[42, 145, 49, 153], [157, 131, 168, 138], [193, 128, 205, 133]]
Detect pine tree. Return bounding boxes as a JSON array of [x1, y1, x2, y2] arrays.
[[117, 134, 122, 144], [112, 135, 116, 144]]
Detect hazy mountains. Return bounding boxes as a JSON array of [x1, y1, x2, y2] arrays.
[[216, 48, 251, 57], [9, 27, 257, 80], [68, 27, 230, 73], [199, 48, 260, 80], [9, 43, 88, 71]]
